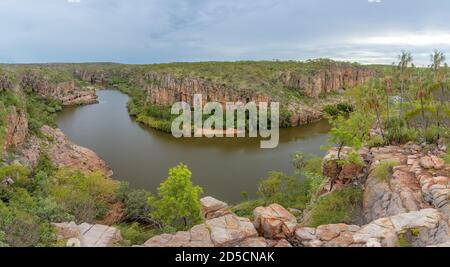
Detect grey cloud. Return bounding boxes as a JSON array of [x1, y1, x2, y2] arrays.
[[0, 0, 449, 64]]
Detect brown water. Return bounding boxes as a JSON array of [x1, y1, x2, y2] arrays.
[[57, 90, 330, 203]]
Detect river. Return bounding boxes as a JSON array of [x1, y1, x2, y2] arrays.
[[57, 90, 330, 203]]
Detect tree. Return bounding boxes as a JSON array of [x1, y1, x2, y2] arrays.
[[381, 75, 394, 122], [398, 51, 413, 118], [411, 74, 431, 131], [148, 164, 203, 231], [365, 79, 385, 140], [327, 112, 373, 190], [430, 50, 447, 140], [431, 50, 446, 81]]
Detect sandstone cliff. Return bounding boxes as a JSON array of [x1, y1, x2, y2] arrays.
[[2, 106, 28, 154], [16, 125, 113, 177], [20, 72, 98, 106], [279, 65, 375, 98]]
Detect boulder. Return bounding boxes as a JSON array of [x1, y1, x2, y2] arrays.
[[253, 204, 297, 239], [420, 156, 445, 170], [53, 222, 122, 247], [200, 196, 231, 220], [144, 224, 214, 247], [145, 214, 259, 247], [206, 214, 258, 247]]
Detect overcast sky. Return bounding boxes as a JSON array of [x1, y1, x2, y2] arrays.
[[1, 0, 449, 65]]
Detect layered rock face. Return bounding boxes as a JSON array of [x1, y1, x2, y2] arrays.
[[20, 73, 98, 106], [73, 69, 109, 86], [144, 72, 270, 107], [295, 208, 449, 247], [363, 145, 449, 222], [319, 144, 449, 224], [3, 106, 28, 153], [279, 66, 375, 98], [17, 125, 112, 177], [144, 195, 449, 247], [0, 74, 14, 91]]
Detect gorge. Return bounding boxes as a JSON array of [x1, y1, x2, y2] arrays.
[[0, 59, 448, 248], [56, 89, 330, 202]]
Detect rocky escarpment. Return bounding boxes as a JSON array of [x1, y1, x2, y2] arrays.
[[20, 73, 98, 106], [50, 141, 449, 247], [2, 106, 28, 154], [319, 142, 449, 221], [73, 69, 109, 86], [143, 197, 449, 248], [0, 73, 14, 91], [144, 72, 270, 107], [140, 143, 449, 248], [279, 65, 375, 98], [15, 125, 112, 177]]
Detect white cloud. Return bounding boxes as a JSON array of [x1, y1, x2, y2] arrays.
[[349, 31, 450, 46]]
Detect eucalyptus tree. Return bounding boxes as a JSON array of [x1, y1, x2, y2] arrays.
[[398, 51, 413, 118], [381, 75, 394, 122], [431, 50, 446, 81], [430, 50, 447, 140]]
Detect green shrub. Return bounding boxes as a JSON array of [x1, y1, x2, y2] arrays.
[[257, 171, 320, 211], [116, 222, 157, 246], [304, 157, 323, 176], [0, 199, 56, 247], [384, 117, 418, 144], [47, 169, 118, 223], [231, 199, 266, 220], [323, 105, 339, 117], [116, 182, 154, 223], [373, 160, 400, 182], [337, 103, 354, 114], [0, 231, 8, 247], [148, 164, 203, 231], [307, 186, 363, 227], [367, 135, 386, 148]]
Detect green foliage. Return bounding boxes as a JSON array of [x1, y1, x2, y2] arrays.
[[116, 222, 158, 246], [329, 112, 373, 152], [26, 94, 62, 133], [231, 199, 266, 220], [373, 160, 400, 182], [0, 231, 8, 247], [304, 157, 323, 176], [116, 182, 154, 223], [398, 233, 412, 247], [367, 135, 386, 148], [443, 150, 450, 164], [384, 117, 418, 145], [148, 164, 203, 231], [257, 170, 323, 211], [323, 103, 354, 117], [323, 105, 339, 117], [46, 169, 118, 223], [307, 186, 363, 227]]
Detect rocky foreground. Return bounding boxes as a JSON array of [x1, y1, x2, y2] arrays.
[[53, 140, 450, 247], [52, 142, 449, 247], [4, 95, 449, 247]]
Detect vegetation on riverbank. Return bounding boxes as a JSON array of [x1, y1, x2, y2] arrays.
[[0, 53, 449, 246]]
